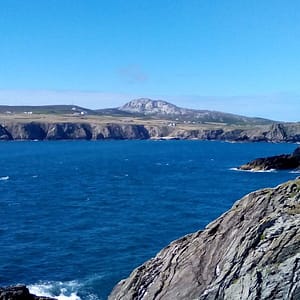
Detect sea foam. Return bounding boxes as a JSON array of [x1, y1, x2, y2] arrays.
[[28, 281, 82, 300], [229, 168, 276, 173]]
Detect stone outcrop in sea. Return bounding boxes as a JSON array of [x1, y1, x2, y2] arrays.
[[0, 285, 55, 300], [239, 146, 300, 171], [1, 121, 300, 142], [109, 177, 300, 299]]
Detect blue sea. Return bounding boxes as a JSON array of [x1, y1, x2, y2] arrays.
[[0, 140, 299, 299]]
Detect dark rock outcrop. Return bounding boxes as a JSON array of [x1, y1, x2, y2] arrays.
[[109, 178, 300, 300], [239, 147, 300, 171], [0, 285, 55, 300], [0, 124, 12, 140]]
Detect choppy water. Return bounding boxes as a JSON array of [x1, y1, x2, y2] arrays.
[[0, 140, 298, 299]]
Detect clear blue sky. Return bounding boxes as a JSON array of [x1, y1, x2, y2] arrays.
[[0, 0, 299, 121]]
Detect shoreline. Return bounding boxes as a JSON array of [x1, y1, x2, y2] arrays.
[[0, 120, 300, 142]]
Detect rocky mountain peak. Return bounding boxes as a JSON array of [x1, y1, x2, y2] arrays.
[[119, 98, 184, 115], [118, 98, 274, 125]]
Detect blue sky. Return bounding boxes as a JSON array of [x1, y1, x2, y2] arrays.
[[0, 0, 299, 121]]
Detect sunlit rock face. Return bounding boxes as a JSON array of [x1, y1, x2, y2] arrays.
[[109, 178, 300, 300]]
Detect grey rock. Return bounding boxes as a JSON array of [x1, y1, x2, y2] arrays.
[[0, 124, 12, 140], [109, 178, 300, 300], [120, 99, 186, 116]]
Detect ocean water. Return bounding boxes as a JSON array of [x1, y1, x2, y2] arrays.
[[0, 140, 298, 299]]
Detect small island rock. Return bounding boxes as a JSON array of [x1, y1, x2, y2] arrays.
[[239, 146, 300, 171]]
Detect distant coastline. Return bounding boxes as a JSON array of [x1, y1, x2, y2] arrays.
[[0, 120, 300, 142], [0, 99, 299, 142]]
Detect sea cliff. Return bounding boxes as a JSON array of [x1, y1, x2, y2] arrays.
[[109, 178, 300, 300], [1, 121, 300, 142]]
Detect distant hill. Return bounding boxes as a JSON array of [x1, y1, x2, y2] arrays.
[[0, 98, 276, 125], [118, 98, 275, 125]]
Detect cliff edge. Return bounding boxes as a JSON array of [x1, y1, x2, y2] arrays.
[[109, 178, 300, 300]]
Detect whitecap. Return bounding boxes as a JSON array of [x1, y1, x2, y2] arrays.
[[290, 170, 300, 174], [229, 167, 240, 171], [28, 281, 82, 300], [229, 168, 276, 173], [0, 176, 9, 181], [252, 169, 276, 173]]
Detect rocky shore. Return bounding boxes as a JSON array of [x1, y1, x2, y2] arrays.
[[239, 146, 300, 171], [0, 285, 55, 300], [0, 121, 300, 142], [109, 177, 300, 299]]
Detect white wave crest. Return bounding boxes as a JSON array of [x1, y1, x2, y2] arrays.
[[0, 176, 9, 181], [229, 168, 276, 173], [28, 281, 81, 300], [290, 170, 300, 174], [229, 167, 240, 171]]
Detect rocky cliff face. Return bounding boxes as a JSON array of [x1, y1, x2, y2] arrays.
[[109, 178, 300, 300], [119, 99, 185, 116], [0, 122, 151, 141], [168, 123, 300, 142], [0, 121, 300, 142]]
